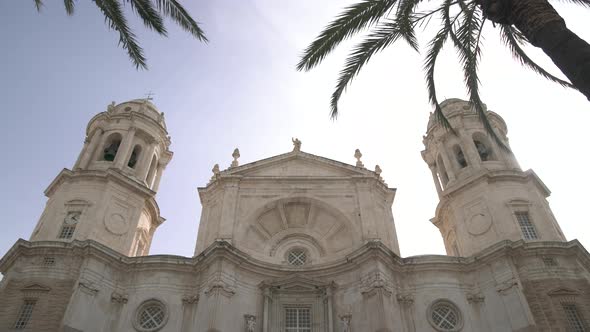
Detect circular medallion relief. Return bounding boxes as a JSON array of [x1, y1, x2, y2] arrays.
[[466, 213, 492, 236], [104, 213, 128, 235]]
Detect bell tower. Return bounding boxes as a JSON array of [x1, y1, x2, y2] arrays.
[[30, 99, 173, 257], [422, 99, 566, 257]]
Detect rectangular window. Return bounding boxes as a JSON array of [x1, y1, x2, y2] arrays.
[[14, 300, 36, 329], [516, 212, 538, 240], [58, 225, 76, 239], [285, 307, 311, 332], [563, 304, 586, 332]]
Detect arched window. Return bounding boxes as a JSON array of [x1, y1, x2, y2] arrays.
[[437, 155, 449, 187], [128, 145, 142, 168], [454, 145, 467, 168], [472, 133, 495, 162], [102, 133, 122, 161]]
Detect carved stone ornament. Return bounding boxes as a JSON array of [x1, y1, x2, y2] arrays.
[[496, 279, 518, 295], [78, 280, 99, 296], [205, 281, 235, 298], [107, 101, 116, 113], [231, 148, 240, 168], [339, 313, 352, 332], [354, 149, 364, 168], [182, 294, 199, 305], [360, 271, 392, 297], [111, 292, 128, 304], [292, 137, 302, 152], [244, 314, 256, 332], [466, 292, 485, 304], [396, 293, 414, 305]]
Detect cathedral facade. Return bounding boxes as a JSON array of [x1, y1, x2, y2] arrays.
[[0, 98, 589, 332]]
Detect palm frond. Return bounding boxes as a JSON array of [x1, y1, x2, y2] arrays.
[[94, 0, 147, 69], [64, 0, 75, 15], [455, 5, 508, 150], [395, 0, 420, 51], [153, 0, 207, 42], [500, 24, 574, 88], [553, 0, 590, 7], [330, 20, 403, 118], [297, 0, 398, 71], [34, 0, 43, 11], [425, 1, 454, 130], [126, 0, 167, 35]]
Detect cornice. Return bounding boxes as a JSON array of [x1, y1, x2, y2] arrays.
[[44, 168, 156, 199], [433, 168, 550, 221], [1, 238, 588, 279]]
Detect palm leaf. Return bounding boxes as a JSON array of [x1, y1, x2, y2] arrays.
[[64, 0, 74, 15], [330, 20, 403, 118], [425, 1, 454, 130], [34, 0, 43, 11], [455, 5, 508, 150], [153, 0, 207, 41], [553, 0, 590, 7], [125, 0, 167, 35], [395, 0, 420, 51], [94, 0, 147, 69], [500, 24, 574, 88], [297, 0, 398, 71]]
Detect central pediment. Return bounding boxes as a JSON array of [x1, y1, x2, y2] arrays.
[[222, 151, 375, 178]]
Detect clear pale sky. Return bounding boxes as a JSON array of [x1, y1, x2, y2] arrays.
[[0, 1, 588, 259]]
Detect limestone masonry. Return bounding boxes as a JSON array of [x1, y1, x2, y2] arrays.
[[0, 98, 589, 331]]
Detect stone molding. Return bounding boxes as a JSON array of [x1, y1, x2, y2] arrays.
[[2, 238, 589, 279]]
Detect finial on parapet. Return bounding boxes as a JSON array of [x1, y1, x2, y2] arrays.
[[231, 148, 240, 168], [375, 165, 386, 184], [107, 101, 116, 113], [292, 137, 301, 152], [209, 164, 220, 184], [354, 149, 364, 168]]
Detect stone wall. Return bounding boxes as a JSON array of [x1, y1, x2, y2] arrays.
[[521, 278, 590, 331], [0, 278, 75, 332]]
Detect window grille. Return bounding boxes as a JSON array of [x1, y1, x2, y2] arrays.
[[58, 225, 76, 239], [287, 250, 306, 266], [542, 257, 558, 267], [431, 304, 459, 330], [516, 212, 538, 240], [563, 304, 586, 332], [43, 257, 55, 266], [14, 300, 36, 329], [138, 304, 165, 329], [285, 307, 311, 332]]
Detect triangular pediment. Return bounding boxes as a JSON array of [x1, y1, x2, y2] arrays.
[[21, 283, 51, 293], [260, 273, 334, 291], [223, 151, 374, 178]]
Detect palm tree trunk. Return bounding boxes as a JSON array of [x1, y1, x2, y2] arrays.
[[481, 0, 590, 101]]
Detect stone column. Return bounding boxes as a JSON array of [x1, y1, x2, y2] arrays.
[[77, 128, 103, 169], [137, 140, 157, 182], [438, 145, 456, 182], [113, 127, 136, 169], [326, 287, 334, 332], [218, 179, 240, 241], [429, 165, 443, 197], [262, 288, 271, 332], [151, 163, 165, 192], [459, 129, 481, 170]]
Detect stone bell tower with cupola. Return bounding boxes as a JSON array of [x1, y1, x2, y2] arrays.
[[29, 99, 173, 257], [422, 98, 566, 257]]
